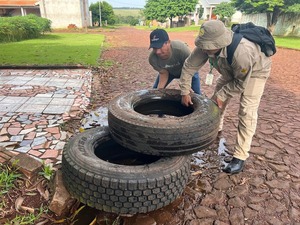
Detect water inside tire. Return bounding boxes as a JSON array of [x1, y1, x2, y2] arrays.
[[94, 138, 161, 166]]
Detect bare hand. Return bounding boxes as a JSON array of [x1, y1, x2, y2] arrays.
[[215, 97, 224, 109], [181, 95, 193, 107]]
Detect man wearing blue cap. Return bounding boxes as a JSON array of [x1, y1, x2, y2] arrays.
[[148, 29, 201, 94]]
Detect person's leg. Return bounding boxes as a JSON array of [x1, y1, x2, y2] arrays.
[[153, 73, 174, 88], [191, 72, 201, 94], [223, 76, 269, 174], [234, 77, 268, 160], [212, 75, 232, 132]]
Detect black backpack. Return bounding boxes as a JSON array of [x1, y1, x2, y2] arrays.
[[227, 22, 276, 65]]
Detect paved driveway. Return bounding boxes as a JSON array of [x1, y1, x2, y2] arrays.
[[0, 69, 91, 164]]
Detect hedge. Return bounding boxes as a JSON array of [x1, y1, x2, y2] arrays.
[[0, 14, 51, 42]]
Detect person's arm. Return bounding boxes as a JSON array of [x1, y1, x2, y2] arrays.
[[180, 47, 208, 106], [157, 69, 169, 88]]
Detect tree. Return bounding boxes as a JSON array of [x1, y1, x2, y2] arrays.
[[89, 1, 116, 26], [231, 0, 300, 32], [143, 0, 198, 27], [213, 2, 236, 21]]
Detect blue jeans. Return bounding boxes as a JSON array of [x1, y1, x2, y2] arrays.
[[153, 72, 201, 94]]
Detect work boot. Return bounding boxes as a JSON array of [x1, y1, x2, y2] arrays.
[[222, 157, 244, 174]]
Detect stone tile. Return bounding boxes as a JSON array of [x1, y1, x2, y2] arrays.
[[14, 146, 31, 153], [10, 122, 21, 128], [66, 95, 77, 99], [0, 116, 11, 123], [1, 96, 29, 104], [20, 128, 36, 135], [45, 78, 68, 87], [7, 127, 22, 135], [0, 156, 6, 163], [55, 142, 66, 150], [25, 132, 36, 139], [0, 69, 92, 163], [25, 97, 52, 105], [0, 135, 9, 142], [20, 139, 33, 147], [16, 104, 48, 113], [43, 105, 71, 114], [10, 153, 43, 179], [11, 86, 33, 90], [36, 132, 48, 137], [64, 79, 84, 88], [0, 127, 8, 135], [5, 76, 32, 85], [0, 103, 23, 112], [49, 98, 74, 106], [0, 77, 14, 84], [52, 94, 67, 98], [25, 77, 50, 86], [32, 136, 47, 147], [35, 93, 53, 98], [40, 150, 59, 159], [10, 135, 25, 142], [53, 133, 61, 140], [45, 127, 60, 134], [24, 123, 36, 129], [28, 150, 43, 157]]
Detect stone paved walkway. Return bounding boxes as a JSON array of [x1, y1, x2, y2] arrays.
[[0, 69, 91, 165]]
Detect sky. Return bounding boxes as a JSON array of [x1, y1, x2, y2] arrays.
[[89, 0, 146, 8]]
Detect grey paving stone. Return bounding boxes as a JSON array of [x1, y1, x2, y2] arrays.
[[45, 78, 68, 87], [0, 76, 14, 83], [1, 96, 29, 104], [5, 76, 32, 85], [0, 103, 23, 112], [36, 93, 54, 98], [25, 97, 52, 105], [25, 77, 50, 86], [16, 104, 48, 113], [64, 79, 84, 88], [50, 98, 74, 106], [43, 105, 71, 114]]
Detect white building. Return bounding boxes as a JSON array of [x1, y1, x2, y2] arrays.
[[193, 0, 242, 25], [0, 0, 91, 29]]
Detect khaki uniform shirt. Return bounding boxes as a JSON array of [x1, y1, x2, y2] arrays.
[[180, 35, 272, 101], [149, 40, 191, 78]]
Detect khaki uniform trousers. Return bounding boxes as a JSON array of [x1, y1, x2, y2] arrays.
[[214, 75, 269, 160]]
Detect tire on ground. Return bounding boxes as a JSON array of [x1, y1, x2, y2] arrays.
[[108, 89, 220, 156], [61, 127, 191, 215]]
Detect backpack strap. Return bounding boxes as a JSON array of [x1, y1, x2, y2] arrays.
[[226, 32, 243, 65]]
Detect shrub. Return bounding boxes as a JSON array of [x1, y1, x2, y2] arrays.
[[0, 14, 51, 42]]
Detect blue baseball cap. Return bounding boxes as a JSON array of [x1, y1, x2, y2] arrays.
[[149, 29, 169, 49]]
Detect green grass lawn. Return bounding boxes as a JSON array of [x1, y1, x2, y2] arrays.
[[274, 36, 300, 50], [113, 8, 142, 17], [0, 33, 105, 66]]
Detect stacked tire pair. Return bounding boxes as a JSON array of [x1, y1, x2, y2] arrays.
[[62, 89, 220, 215]]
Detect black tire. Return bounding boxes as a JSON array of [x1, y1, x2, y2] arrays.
[[61, 127, 191, 215], [108, 89, 220, 156]]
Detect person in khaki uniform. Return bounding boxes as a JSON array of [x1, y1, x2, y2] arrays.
[[180, 20, 272, 174]]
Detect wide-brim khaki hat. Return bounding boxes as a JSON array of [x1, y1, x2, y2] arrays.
[[195, 20, 233, 50]]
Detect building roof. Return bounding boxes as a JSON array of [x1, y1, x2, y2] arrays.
[[0, 0, 38, 6]]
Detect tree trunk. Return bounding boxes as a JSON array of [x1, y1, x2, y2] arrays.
[[268, 6, 281, 34]]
